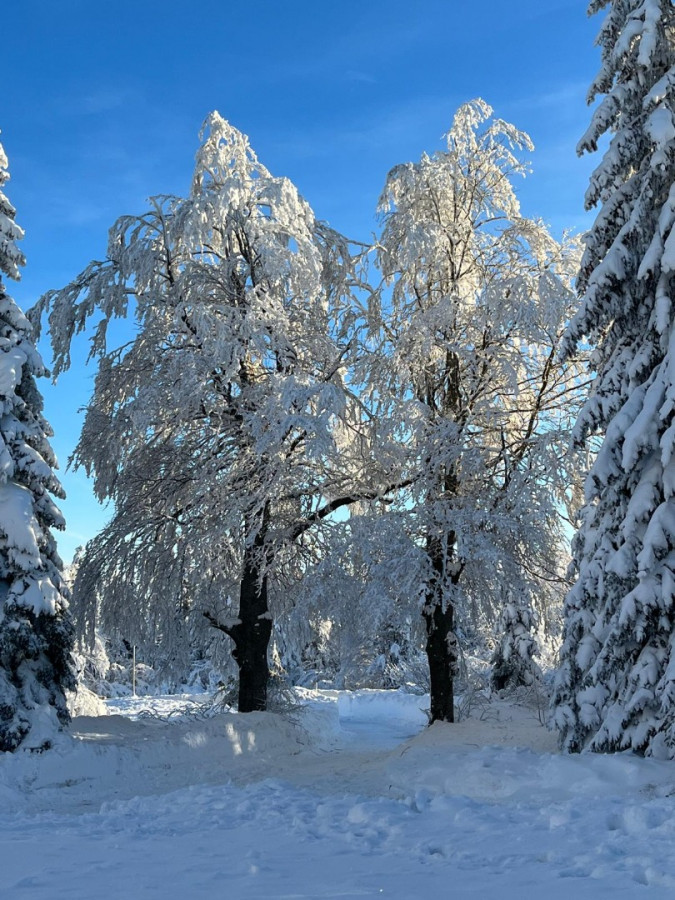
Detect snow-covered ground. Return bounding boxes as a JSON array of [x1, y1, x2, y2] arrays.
[[1, 689, 675, 898]]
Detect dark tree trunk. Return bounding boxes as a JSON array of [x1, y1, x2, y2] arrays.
[[491, 668, 509, 693], [419, 346, 463, 724], [423, 532, 459, 724], [231, 508, 273, 713], [203, 509, 274, 712], [231, 558, 272, 712], [424, 600, 456, 723]]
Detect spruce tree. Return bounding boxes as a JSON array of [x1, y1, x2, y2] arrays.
[[490, 594, 541, 693], [0, 135, 73, 752], [552, 0, 675, 755]]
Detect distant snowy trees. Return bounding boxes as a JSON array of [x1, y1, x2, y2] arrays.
[[0, 136, 73, 751], [552, 0, 675, 756], [373, 100, 583, 721]]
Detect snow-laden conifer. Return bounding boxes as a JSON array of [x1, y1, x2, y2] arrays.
[[490, 594, 541, 692], [0, 136, 73, 751], [552, 0, 675, 756]]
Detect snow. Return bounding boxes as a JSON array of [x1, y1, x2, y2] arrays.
[[0, 345, 26, 396], [1, 689, 675, 898], [0, 482, 43, 574]]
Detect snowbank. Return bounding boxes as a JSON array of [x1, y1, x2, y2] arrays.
[[1, 690, 675, 898]]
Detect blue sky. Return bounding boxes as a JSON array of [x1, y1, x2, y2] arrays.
[[4, 0, 600, 561]]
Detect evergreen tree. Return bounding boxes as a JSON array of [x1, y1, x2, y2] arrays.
[[552, 0, 675, 755], [0, 136, 74, 751], [490, 591, 541, 692]]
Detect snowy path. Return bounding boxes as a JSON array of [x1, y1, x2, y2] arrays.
[[1, 690, 675, 898]]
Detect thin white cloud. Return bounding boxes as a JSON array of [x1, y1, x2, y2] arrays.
[[507, 82, 590, 115], [345, 70, 378, 85], [55, 87, 132, 117]]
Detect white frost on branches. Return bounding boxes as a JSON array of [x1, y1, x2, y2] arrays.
[[33, 114, 372, 682], [371, 100, 584, 713]]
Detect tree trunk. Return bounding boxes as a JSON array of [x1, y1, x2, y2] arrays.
[[423, 532, 459, 723], [420, 347, 463, 724], [232, 510, 273, 713], [424, 600, 456, 722]]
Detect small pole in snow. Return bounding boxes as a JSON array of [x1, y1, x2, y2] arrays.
[[132, 645, 137, 698]]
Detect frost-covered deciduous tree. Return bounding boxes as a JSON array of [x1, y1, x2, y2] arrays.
[[276, 512, 428, 689], [552, 1, 675, 756], [0, 135, 73, 751], [375, 100, 584, 722], [34, 114, 380, 712]]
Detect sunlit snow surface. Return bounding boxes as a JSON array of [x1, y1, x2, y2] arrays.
[[1, 689, 675, 898]]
